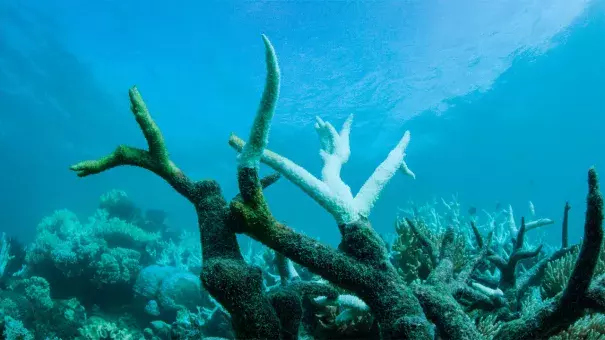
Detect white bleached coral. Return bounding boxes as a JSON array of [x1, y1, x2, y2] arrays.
[[234, 113, 415, 225]]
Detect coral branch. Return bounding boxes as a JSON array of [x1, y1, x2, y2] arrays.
[[70, 87, 195, 201], [524, 218, 554, 232], [412, 283, 481, 340], [230, 134, 342, 219], [586, 274, 605, 311], [411, 229, 494, 339], [232, 168, 432, 339], [562, 167, 603, 305], [274, 252, 300, 285], [268, 281, 339, 339], [128, 87, 169, 162], [406, 218, 439, 266], [239, 34, 280, 169], [355, 131, 413, 218], [488, 217, 543, 290], [562, 201, 571, 248], [495, 167, 604, 339], [514, 245, 576, 300], [470, 221, 484, 249]]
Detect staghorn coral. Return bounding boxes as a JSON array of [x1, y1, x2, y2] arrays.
[[543, 241, 605, 299], [549, 313, 605, 340], [488, 217, 543, 292], [68, 34, 605, 340], [392, 218, 433, 282], [392, 217, 469, 282], [543, 247, 580, 298], [476, 314, 503, 339], [71, 35, 429, 339], [236, 113, 415, 225]]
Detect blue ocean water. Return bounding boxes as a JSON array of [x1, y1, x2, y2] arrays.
[[1, 0, 601, 246]]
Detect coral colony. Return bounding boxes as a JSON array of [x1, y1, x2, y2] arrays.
[[1, 36, 604, 339]]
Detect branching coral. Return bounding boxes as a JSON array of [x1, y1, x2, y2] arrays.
[[549, 313, 605, 340], [69, 34, 605, 340], [488, 218, 543, 291], [409, 225, 496, 339], [476, 314, 503, 339], [492, 168, 605, 339], [229, 112, 414, 226], [543, 240, 605, 299], [71, 35, 431, 339], [72, 35, 292, 340], [391, 219, 430, 282], [392, 217, 469, 282]]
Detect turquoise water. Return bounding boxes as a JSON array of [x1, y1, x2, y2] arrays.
[[1, 1, 604, 338], [1, 0, 601, 245]]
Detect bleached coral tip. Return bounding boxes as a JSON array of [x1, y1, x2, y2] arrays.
[[401, 161, 416, 179]]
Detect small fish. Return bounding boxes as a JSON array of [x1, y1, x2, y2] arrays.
[[495, 202, 502, 211], [468, 206, 477, 215]]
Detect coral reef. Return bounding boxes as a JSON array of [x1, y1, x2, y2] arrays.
[[2, 35, 604, 339]]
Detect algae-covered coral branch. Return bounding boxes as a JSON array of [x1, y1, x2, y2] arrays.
[[231, 89, 432, 338], [407, 223, 499, 339], [230, 60, 432, 338], [494, 168, 604, 339], [70, 87, 179, 180], [71, 35, 285, 339]]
